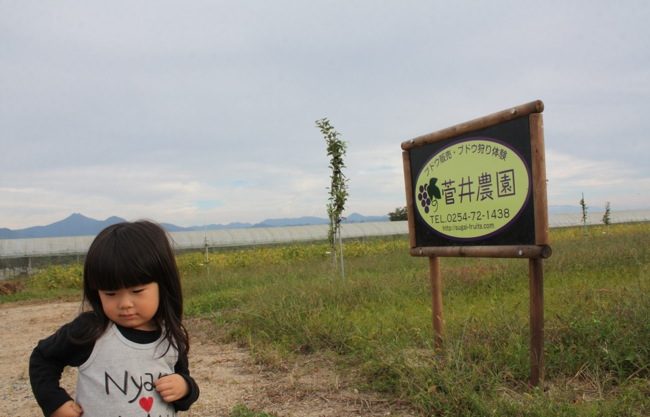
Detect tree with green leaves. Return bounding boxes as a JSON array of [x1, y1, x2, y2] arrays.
[[316, 118, 348, 278], [602, 201, 611, 226], [388, 206, 408, 221], [580, 193, 588, 235]]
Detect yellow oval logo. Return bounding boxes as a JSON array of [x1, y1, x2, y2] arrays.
[[414, 138, 531, 240]]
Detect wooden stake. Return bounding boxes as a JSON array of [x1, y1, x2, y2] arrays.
[[402, 151, 417, 249], [530, 113, 549, 245], [429, 256, 444, 350], [529, 257, 544, 386]]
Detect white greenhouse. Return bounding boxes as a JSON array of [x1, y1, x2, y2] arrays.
[[2, 209, 649, 280], [0, 221, 408, 259]]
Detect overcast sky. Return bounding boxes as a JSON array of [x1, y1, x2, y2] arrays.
[[1, 1, 649, 229]]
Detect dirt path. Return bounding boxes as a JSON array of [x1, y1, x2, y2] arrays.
[[0, 301, 413, 417]]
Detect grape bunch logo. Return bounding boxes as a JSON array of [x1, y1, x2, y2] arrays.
[[414, 138, 531, 240], [417, 177, 441, 214]]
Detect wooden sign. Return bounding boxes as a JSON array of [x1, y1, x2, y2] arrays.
[[401, 100, 551, 386]]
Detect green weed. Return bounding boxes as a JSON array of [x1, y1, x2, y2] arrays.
[[230, 404, 277, 417], [3, 224, 649, 416]]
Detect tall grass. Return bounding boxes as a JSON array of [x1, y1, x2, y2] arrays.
[[5, 225, 649, 416], [181, 225, 649, 416]]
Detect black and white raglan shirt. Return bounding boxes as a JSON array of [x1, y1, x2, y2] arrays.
[[29, 312, 199, 417]]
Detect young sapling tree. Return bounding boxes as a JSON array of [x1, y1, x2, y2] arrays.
[[602, 201, 611, 226], [580, 193, 588, 235], [316, 118, 349, 279]]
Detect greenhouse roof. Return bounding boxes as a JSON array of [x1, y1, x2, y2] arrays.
[[0, 221, 408, 258]]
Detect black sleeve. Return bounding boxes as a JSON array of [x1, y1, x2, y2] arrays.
[[172, 350, 200, 411], [29, 313, 95, 417]]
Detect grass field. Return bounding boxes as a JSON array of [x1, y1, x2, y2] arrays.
[[3, 222, 649, 416]]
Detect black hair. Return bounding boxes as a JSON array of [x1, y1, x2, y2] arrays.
[[79, 220, 188, 357]]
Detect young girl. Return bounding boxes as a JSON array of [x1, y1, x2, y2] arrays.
[[30, 220, 200, 417]]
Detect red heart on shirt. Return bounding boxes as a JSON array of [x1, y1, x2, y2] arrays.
[[139, 396, 154, 412]]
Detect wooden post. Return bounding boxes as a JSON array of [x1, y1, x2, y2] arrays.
[[429, 256, 444, 350], [530, 111, 548, 386], [402, 151, 417, 249], [529, 257, 544, 386], [530, 113, 549, 246]]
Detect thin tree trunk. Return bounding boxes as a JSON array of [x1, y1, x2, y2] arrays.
[[338, 227, 345, 280]]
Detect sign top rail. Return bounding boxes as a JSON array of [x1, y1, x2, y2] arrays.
[[401, 100, 544, 151]]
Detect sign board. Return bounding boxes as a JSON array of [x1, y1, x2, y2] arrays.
[[402, 100, 550, 257]]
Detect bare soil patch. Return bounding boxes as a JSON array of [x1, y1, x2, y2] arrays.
[[0, 301, 414, 417]]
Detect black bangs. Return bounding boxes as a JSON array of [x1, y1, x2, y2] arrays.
[[84, 222, 164, 291], [81, 220, 188, 358]]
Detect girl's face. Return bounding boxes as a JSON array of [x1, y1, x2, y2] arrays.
[[98, 282, 160, 331]]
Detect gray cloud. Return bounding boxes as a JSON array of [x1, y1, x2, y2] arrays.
[[1, 1, 649, 228]]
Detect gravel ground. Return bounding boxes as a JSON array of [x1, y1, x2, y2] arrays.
[[0, 301, 413, 417]]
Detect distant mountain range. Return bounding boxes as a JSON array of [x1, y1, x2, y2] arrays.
[[0, 205, 608, 240], [0, 212, 390, 239]]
